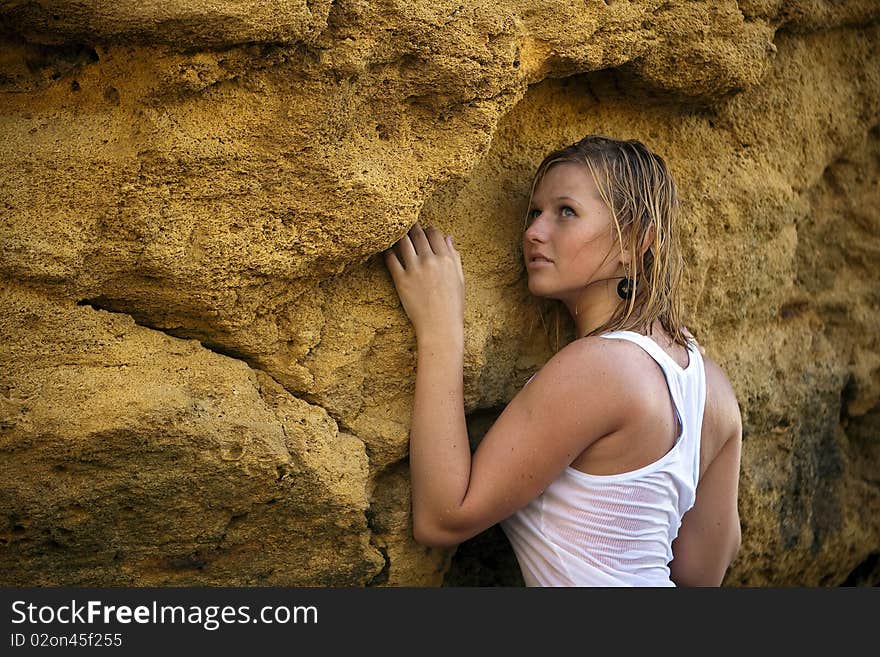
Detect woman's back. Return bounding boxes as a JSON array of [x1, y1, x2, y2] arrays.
[[569, 326, 738, 485], [501, 327, 712, 586]]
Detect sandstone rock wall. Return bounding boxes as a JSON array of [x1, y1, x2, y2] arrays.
[[1, 0, 878, 586]]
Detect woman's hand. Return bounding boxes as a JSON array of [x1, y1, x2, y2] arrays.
[[384, 223, 464, 344]]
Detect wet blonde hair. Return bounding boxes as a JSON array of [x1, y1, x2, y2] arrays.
[[524, 134, 691, 350]]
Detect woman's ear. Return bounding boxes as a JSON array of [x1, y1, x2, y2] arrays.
[[618, 224, 656, 268], [641, 224, 656, 258]]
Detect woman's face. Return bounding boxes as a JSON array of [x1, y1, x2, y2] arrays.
[[522, 161, 622, 306]]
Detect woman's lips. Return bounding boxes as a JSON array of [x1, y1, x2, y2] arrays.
[[527, 257, 553, 269]]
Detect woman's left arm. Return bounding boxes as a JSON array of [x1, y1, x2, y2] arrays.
[[384, 223, 631, 547], [384, 224, 472, 543]]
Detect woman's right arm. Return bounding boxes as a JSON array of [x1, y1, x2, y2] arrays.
[[669, 361, 743, 587]]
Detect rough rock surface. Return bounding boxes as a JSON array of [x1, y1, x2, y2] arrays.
[[1, 1, 878, 586]]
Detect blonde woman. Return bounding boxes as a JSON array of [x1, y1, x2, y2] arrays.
[[384, 135, 743, 587]]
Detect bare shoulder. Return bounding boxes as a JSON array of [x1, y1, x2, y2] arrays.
[[699, 353, 743, 475], [550, 334, 683, 392], [542, 335, 656, 386], [529, 336, 659, 417], [702, 354, 742, 429]]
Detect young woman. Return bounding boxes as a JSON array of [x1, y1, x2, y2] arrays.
[[383, 135, 743, 587]]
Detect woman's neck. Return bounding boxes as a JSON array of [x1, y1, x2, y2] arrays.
[[565, 287, 669, 342], [564, 278, 625, 338]]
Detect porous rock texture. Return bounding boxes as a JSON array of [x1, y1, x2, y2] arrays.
[[1, 1, 878, 586]]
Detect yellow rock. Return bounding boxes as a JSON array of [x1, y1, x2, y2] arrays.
[[1, 0, 878, 586]]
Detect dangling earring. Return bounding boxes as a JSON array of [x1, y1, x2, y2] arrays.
[[617, 277, 635, 300]]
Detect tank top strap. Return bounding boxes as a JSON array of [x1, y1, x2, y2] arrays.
[[599, 330, 706, 488], [599, 330, 688, 372]]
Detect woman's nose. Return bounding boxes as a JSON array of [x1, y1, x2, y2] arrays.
[[524, 214, 547, 242]]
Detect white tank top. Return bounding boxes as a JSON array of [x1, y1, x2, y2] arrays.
[[500, 330, 707, 586]]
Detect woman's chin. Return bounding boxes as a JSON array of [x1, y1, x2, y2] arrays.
[[526, 279, 544, 296], [527, 280, 558, 300]]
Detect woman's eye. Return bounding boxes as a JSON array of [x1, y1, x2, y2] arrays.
[[527, 208, 541, 221], [561, 206, 576, 217]]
